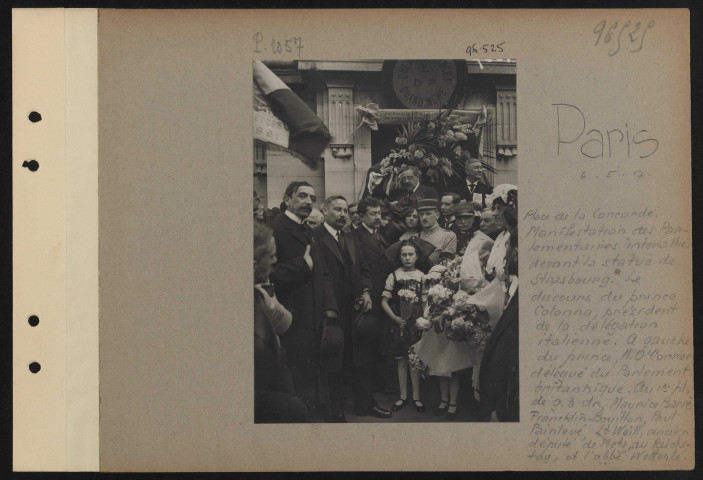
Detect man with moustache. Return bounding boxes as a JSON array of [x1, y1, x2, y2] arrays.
[[390, 165, 439, 203], [455, 159, 493, 208], [312, 195, 390, 421], [270, 181, 336, 414], [350, 197, 398, 403], [342, 202, 361, 233], [417, 198, 457, 265], [439, 192, 461, 230], [478, 228, 519, 422]]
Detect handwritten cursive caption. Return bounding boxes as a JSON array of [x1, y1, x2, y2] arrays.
[[593, 20, 655, 57], [253, 33, 303, 57], [466, 42, 506, 56], [523, 203, 692, 465]]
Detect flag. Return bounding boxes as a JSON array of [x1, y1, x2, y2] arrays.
[[253, 60, 331, 168]]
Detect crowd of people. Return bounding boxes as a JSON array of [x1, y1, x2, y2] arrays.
[[253, 158, 518, 423]]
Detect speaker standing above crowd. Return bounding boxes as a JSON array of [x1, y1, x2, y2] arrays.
[[253, 169, 518, 423]]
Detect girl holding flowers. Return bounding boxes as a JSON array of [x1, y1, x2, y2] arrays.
[[410, 260, 492, 420], [380, 241, 427, 413]]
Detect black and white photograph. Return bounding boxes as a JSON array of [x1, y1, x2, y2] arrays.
[[253, 59, 518, 423]]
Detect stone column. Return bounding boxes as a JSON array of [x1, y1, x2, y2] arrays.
[[319, 84, 357, 202]]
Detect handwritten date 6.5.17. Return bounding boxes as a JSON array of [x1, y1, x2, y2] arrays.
[[580, 169, 647, 182], [593, 20, 654, 57], [253, 33, 303, 57]]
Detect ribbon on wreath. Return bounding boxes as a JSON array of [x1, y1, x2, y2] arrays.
[[346, 103, 380, 143]]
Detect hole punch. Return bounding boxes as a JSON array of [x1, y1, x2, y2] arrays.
[[28, 315, 39, 327], [28, 111, 42, 122], [29, 362, 41, 374], [22, 160, 39, 172]]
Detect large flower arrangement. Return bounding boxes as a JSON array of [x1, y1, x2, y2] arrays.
[[422, 259, 492, 349], [368, 109, 494, 197]]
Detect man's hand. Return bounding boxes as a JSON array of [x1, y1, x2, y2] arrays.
[[361, 291, 372, 312], [303, 244, 313, 270], [322, 310, 337, 322]]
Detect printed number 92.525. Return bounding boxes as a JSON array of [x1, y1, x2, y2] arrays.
[[466, 42, 505, 55]]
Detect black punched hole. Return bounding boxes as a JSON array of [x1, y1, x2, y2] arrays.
[[28, 315, 39, 327], [22, 160, 39, 172], [28, 111, 42, 122], [29, 362, 41, 374]]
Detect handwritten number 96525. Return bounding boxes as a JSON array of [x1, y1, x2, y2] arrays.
[[593, 20, 654, 56]]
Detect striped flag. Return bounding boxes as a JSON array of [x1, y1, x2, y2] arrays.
[[253, 60, 330, 168]]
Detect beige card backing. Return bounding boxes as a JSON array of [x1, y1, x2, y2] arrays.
[[13, 8, 692, 471]]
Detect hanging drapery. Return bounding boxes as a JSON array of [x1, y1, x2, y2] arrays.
[[252, 60, 331, 169]]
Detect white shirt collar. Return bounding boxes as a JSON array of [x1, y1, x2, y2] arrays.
[[284, 209, 304, 224], [362, 223, 376, 235], [324, 222, 340, 238]]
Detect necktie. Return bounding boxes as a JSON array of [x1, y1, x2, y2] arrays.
[[336, 229, 346, 251], [374, 229, 383, 248]]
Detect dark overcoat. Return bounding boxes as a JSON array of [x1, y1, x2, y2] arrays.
[[270, 213, 335, 370], [312, 225, 374, 368], [349, 225, 387, 318], [479, 290, 519, 421]]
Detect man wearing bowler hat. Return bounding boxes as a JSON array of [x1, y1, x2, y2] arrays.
[[417, 198, 457, 265]]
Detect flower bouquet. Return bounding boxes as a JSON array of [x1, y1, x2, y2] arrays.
[[362, 108, 495, 199], [424, 258, 493, 348]]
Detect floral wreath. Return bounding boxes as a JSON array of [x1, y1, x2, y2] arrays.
[[363, 108, 495, 198]]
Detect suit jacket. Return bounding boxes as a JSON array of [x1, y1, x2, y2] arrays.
[[454, 178, 493, 207], [349, 224, 387, 316], [390, 183, 440, 203], [479, 289, 519, 421], [312, 225, 373, 368], [270, 213, 335, 367]]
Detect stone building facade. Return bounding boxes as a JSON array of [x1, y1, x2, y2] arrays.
[[254, 59, 516, 208]]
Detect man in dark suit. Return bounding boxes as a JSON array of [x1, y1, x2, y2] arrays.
[[390, 165, 439, 203], [439, 192, 461, 229], [270, 181, 336, 415], [478, 228, 519, 422], [313, 195, 392, 420], [350, 197, 399, 399], [455, 158, 493, 208]]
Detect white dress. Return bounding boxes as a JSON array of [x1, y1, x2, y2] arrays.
[[412, 231, 506, 377]]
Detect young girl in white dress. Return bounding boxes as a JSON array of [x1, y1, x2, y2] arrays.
[[380, 241, 426, 413]]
